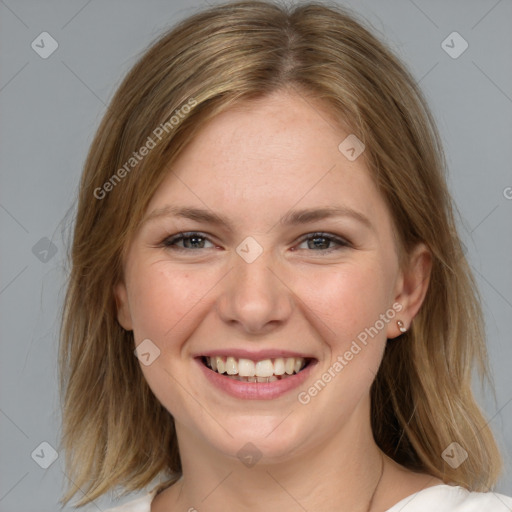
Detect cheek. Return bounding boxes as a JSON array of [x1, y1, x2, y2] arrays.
[[128, 263, 210, 415], [127, 262, 206, 347], [294, 261, 391, 344]]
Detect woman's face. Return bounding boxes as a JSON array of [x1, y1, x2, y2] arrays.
[[115, 90, 428, 464]]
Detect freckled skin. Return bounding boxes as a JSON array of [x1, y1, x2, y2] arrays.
[[115, 90, 435, 512]]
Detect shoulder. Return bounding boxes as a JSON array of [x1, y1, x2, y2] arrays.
[[96, 488, 158, 512], [386, 484, 512, 511]]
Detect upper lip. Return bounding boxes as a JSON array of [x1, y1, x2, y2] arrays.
[[194, 349, 316, 361]]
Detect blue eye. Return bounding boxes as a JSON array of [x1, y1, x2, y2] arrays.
[[296, 232, 350, 252], [161, 231, 350, 253], [162, 232, 215, 250]]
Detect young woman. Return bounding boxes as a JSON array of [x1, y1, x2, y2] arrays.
[[58, 2, 511, 511]]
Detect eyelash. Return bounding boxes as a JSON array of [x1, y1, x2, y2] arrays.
[[160, 231, 351, 254]]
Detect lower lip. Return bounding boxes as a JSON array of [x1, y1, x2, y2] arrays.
[[195, 358, 317, 400]]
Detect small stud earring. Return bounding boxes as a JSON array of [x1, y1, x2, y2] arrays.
[[397, 320, 407, 333]]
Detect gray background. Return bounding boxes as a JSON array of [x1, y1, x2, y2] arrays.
[[0, 0, 511, 510]]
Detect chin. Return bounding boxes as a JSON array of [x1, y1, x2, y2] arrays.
[[189, 412, 313, 465]]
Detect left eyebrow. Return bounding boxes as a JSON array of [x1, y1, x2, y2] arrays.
[[140, 205, 374, 232], [280, 206, 374, 231]]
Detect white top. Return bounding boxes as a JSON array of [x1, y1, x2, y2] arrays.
[[98, 484, 512, 511]]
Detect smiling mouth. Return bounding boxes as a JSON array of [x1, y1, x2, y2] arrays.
[[200, 356, 314, 382]]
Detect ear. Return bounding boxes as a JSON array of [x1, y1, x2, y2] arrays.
[[113, 280, 133, 331], [388, 242, 432, 339]]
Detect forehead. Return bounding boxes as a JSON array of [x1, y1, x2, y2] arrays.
[[146, 91, 388, 231]]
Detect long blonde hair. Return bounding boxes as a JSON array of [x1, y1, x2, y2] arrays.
[[59, 1, 502, 507]]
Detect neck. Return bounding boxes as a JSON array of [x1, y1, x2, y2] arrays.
[[164, 399, 386, 512]]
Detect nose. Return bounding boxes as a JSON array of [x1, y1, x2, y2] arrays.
[[215, 247, 293, 335]]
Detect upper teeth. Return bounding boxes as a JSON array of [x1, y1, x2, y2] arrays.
[[206, 356, 306, 377]]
